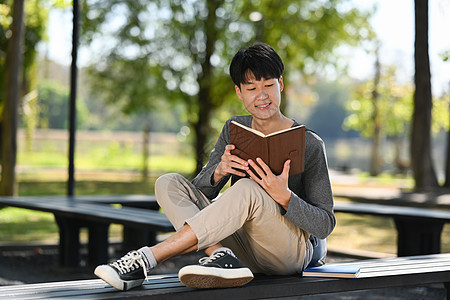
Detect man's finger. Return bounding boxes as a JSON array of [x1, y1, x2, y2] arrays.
[[281, 159, 291, 177], [248, 159, 266, 178], [246, 168, 260, 182], [225, 144, 235, 152], [230, 161, 249, 171], [256, 157, 273, 175], [229, 169, 247, 177]]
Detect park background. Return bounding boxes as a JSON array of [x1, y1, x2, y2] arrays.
[[1, 0, 450, 284]]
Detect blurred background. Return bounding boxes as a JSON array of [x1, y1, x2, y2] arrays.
[[0, 0, 449, 261]]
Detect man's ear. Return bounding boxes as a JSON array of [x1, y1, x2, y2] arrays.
[[279, 76, 284, 92], [235, 85, 243, 100]]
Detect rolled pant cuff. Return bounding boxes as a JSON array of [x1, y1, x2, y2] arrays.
[[185, 217, 211, 251]]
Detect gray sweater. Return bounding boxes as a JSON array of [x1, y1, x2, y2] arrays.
[[192, 115, 335, 239]]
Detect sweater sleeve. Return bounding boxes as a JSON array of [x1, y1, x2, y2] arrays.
[[283, 131, 335, 239], [191, 120, 231, 199]]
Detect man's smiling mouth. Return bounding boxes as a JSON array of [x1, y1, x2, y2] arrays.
[[256, 103, 271, 108]]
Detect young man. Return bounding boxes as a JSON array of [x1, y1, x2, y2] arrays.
[[94, 43, 335, 291]]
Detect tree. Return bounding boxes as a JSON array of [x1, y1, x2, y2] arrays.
[[0, 0, 69, 195], [0, 0, 25, 196], [1, 0, 55, 139], [410, 0, 439, 189], [81, 0, 372, 174], [441, 51, 450, 187], [439, 89, 450, 187], [370, 42, 382, 176], [344, 66, 414, 174]]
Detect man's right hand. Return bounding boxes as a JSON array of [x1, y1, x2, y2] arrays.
[[213, 145, 249, 183]]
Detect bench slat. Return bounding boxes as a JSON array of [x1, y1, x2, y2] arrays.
[[0, 197, 173, 231], [0, 254, 449, 299], [334, 201, 450, 221]]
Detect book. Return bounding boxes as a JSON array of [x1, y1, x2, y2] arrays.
[[229, 120, 305, 177], [302, 265, 361, 279]]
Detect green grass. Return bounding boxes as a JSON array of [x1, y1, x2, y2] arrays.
[[18, 130, 195, 173], [18, 180, 158, 196], [0, 207, 58, 242]]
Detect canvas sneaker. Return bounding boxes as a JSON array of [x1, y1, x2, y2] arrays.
[[178, 250, 254, 289], [94, 250, 148, 291]]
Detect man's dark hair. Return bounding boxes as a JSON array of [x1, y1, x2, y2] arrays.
[[229, 43, 284, 88]]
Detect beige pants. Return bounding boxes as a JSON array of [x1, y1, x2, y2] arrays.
[[154, 173, 312, 275]]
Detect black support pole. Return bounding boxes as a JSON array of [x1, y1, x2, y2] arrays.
[[68, 0, 79, 196]]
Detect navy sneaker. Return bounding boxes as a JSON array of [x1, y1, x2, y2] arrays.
[[94, 250, 148, 291], [178, 250, 254, 289]]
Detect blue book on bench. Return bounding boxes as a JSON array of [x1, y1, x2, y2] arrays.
[[302, 265, 360, 278]]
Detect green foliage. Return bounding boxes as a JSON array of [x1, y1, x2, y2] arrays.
[[244, 1, 373, 79], [344, 64, 450, 139], [441, 50, 450, 62], [37, 80, 90, 129], [432, 93, 450, 133], [344, 66, 414, 138]]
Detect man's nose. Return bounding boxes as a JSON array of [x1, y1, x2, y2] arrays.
[[256, 89, 268, 99]]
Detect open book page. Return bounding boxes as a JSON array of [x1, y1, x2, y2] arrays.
[[230, 120, 302, 137]]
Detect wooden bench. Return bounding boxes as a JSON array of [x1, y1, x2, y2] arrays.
[[334, 201, 450, 256], [0, 253, 449, 299], [0, 196, 173, 267], [333, 186, 450, 209], [28, 195, 164, 252]]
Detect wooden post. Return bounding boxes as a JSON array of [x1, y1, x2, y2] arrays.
[[68, 0, 79, 196]]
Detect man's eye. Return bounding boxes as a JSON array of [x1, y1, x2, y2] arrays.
[[247, 88, 256, 91], [265, 84, 274, 87]]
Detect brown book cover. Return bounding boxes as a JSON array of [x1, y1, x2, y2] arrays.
[[230, 121, 305, 177]]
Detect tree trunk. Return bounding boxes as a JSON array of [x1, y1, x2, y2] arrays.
[[370, 43, 382, 176], [193, 0, 220, 174], [0, 0, 25, 196], [142, 122, 150, 181], [393, 135, 409, 175], [410, 0, 438, 190], [444, 97, 450, 187]]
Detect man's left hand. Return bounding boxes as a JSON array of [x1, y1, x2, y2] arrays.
[[247, 158, 292, 210]]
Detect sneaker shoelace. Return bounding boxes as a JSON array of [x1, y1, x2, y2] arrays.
[[198, 251, 226, 265], [111, 250, 148, 279]]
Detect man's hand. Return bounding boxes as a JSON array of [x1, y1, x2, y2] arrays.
[[247, 158, 292, 210], [213, 145, 249, 183]]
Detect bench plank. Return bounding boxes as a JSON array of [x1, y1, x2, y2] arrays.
[[0, 196, 172, 231], [334, 201, 450, 221], [0, 254, 449, 299], [333, 187, 450, 209]]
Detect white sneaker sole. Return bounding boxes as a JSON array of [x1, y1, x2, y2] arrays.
[[178, 265, 254, 289], [94, 265, 144, 291]]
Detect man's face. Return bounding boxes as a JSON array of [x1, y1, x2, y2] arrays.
[[235, 72, 284, 121]]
